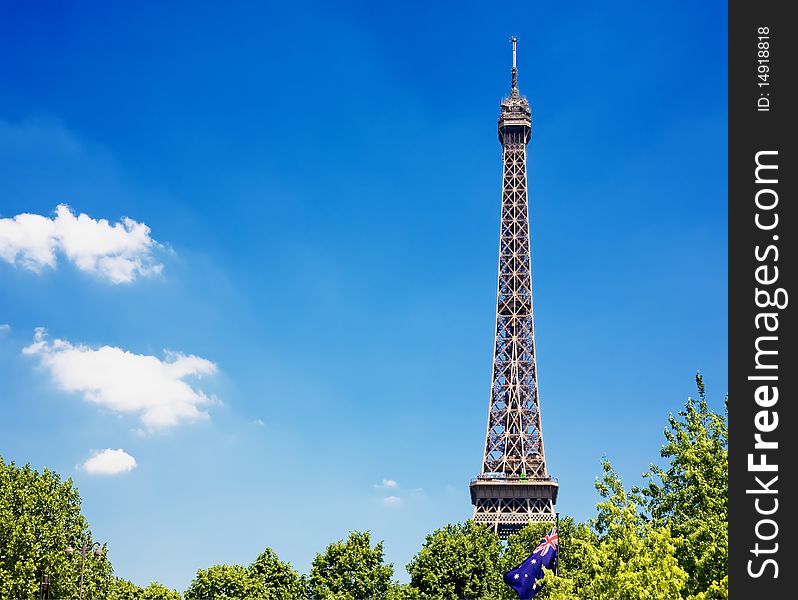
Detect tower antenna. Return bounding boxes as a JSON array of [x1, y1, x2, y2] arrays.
[[511, 36, 518, 90]]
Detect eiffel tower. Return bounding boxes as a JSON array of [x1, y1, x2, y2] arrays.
[[469, 37, 558, 538]]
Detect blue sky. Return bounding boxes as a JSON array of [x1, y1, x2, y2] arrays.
[[1, 0, 727, 590]]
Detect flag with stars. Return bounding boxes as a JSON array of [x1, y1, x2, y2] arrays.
[[503, 526, 559, 599]]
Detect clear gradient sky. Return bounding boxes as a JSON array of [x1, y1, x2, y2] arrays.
[[1, 0, 727, 590]]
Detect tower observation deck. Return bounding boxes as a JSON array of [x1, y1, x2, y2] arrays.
[[469, 37, 558, 538]]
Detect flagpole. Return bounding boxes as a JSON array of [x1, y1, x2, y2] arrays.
[[555, 513, 559, 577]]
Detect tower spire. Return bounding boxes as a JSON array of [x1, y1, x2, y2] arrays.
[[511, 36, 518, 90]]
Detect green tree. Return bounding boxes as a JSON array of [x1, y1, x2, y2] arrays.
[[386, 582, 422, 599], [109, 577, 183, 599], [641, 373, 728, 599], [184, 547, 305, 599], [184, 564, 252, 599], [108, 577, 144, 599], [406, 521, 503, 600], [247, 547, 306, 599], [543, 461, 688, 600], [142, 581, 183, 599], [0, 457, 113, 599], [308, 531, 394, 599]]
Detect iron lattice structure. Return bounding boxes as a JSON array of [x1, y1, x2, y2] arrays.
[[470, 38, 558, 539]]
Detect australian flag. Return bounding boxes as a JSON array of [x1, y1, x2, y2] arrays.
[[503, 526, 559, 599]]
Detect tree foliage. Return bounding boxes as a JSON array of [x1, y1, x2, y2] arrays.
[[407, 521, 503, 600], [184, 548, 305, 600], [141, 581, 184, 599], [641, 373, 728, 599], [248, 547, 306, 599], [308, 531, 394, 599], [386, 582, 423, 599], [184, 563, 252, 599], [0, 457, 112, 599], [108, 578, 182, 599], [543, 460, 688, 599], [108, 576, 145, 599], [539, 375, 727, 600]]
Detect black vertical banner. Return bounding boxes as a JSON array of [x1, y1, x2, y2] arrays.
[[729, 1, 796, 598]]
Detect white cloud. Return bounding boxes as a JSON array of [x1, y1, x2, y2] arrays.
[[0, 324, 9, 333], [81, 448, 137, 475], [374, 478, 398, 489], [0, 204, 163, 283], [382, 496, 402, 507], [24, 328, 217, 430], [252, 418, 265, 426]]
